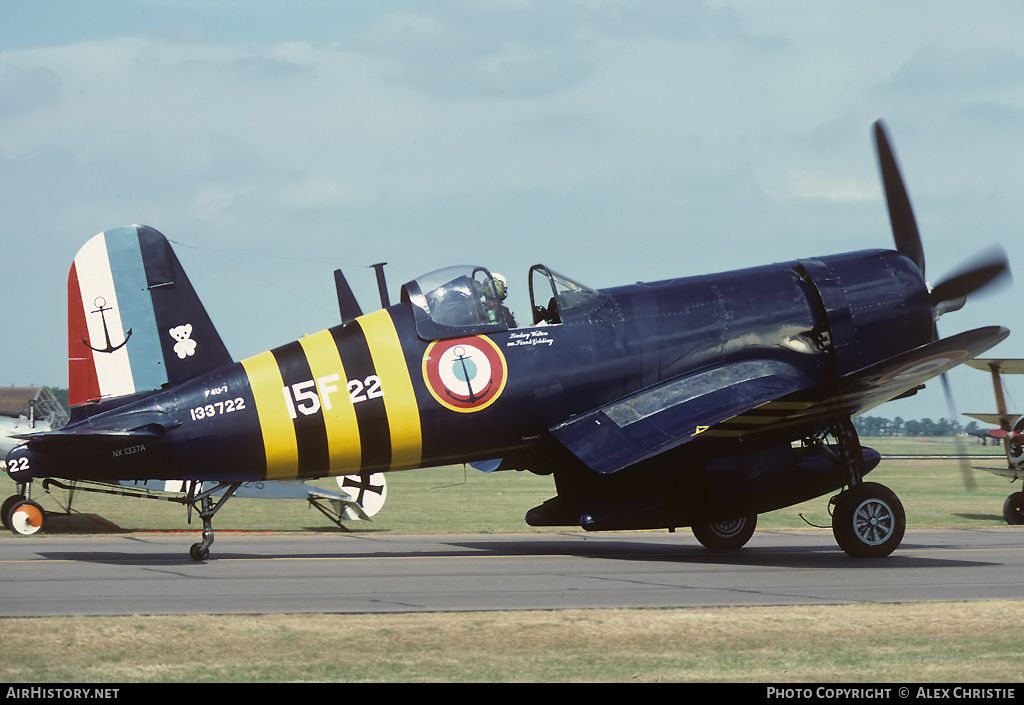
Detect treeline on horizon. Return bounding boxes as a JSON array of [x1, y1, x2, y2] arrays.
[[19, 388, 997, 439], [852, 415, 983, 438]]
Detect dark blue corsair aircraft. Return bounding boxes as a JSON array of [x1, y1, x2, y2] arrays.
[[3, 121, 1011, 560]]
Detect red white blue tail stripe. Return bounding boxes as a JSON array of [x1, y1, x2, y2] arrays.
[[69, 227, 168, 405]]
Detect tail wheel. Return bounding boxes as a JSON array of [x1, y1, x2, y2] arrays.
[[832, 482, 905, 558], [5, 499, 46, 536], [1003, 492, 1024, 525], [692, 514, 757, 550]]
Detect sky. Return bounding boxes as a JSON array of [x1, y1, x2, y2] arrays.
[[2, 0, 1023, 425]]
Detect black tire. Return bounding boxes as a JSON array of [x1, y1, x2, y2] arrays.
[[5, 499, 46, 536], [1003, 492, 1024, 525], [832, 482, 905, 558], [692, 515, 757, 550], [189, 543, 210, 561], [1, 495, 23, 531]]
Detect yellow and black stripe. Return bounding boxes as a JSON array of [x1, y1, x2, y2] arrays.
[[700, 400, 819, 438], [700, 390, 889, 439], [240, 309, 422, 481]]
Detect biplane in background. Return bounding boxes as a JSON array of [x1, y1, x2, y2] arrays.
[[964, 358, 1024, 524], [2, 388, 59, 528], [4, 121, 1012, 560], [0, 387, 67, 456]]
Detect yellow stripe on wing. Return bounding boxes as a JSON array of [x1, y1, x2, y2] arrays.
[[240, 351, 299, 480], [360, 309, 423, 470], [700, 400, 817, 438]]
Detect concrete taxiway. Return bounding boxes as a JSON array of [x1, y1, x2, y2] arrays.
[[1, 529, 1022, 617]]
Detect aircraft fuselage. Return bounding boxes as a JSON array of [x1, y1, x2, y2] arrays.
[[7, 248, 932, 496]]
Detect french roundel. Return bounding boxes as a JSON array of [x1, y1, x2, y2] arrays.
[[422, 336, 508, 412], [880, 350, 968, 385]]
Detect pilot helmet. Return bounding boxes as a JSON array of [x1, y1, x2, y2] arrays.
[[489, 273, 508, 300]]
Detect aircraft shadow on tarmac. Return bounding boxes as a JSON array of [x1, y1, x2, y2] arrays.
[[445, 536, 1001, 570], [33, 533, 999, 570], [955, 513, 1004, 522]]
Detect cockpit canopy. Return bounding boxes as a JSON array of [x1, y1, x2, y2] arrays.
[[401, 266, 507, 340], [400, 264, 602, 340]]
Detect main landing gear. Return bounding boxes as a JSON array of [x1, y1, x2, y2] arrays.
[[1003, 492, 1024, 525], [830, 481, 905, 558], [690, 421, 906, 557], [814, 421, 906, 558], [691, 515, 758, 550]]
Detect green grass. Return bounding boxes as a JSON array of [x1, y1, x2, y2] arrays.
[[861, 435, 1007, 456]]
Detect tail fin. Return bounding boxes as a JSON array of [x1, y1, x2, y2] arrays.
[[68, 225, 232, 406]]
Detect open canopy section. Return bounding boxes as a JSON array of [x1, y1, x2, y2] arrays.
[[528, 264, 603, 325]]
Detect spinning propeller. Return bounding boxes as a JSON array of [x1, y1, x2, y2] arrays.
[[874, 120, 1010, 319], [874, 120, 1011, 489]]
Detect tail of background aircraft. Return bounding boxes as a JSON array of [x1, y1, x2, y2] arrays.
[[68, 225, 232, 406]]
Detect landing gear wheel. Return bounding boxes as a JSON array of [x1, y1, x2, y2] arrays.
[[692, 514, 757, 550], [1, 495, 23, 531], [189, 543, 210, 561], [832, 482, 905, 558], [1003, 492, 1024, 525], [5, 499, 45, 536]]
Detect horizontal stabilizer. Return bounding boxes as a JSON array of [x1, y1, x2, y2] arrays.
[[13, 409, 179, 443], [14, 427, 164, 442]]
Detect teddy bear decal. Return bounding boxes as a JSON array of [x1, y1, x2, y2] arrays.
[[168, 324, 197, 359]]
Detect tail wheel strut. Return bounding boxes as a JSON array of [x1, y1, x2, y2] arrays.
[[184, 481, 242, 561]]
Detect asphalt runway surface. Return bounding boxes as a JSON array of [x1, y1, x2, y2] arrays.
[[1, 528, 1022, 617]]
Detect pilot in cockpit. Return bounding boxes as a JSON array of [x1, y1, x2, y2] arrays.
[[485, 273, 517, 329]]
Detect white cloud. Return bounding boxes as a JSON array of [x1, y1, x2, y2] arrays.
[[1, 2, 1022, 422]]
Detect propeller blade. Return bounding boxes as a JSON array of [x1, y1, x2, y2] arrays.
[[874, 120, 926, 276], [929, 246, 1011, 309], [941, 372, 976, 491]]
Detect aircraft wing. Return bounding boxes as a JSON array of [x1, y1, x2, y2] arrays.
[[551, 326, 1008, 475], [701, 326, 1010, 440], [550, 359, 816, 474], [964, 413, 1018, 428], [965, 359, 1024, 375], [972, 465, 1022, 481]]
